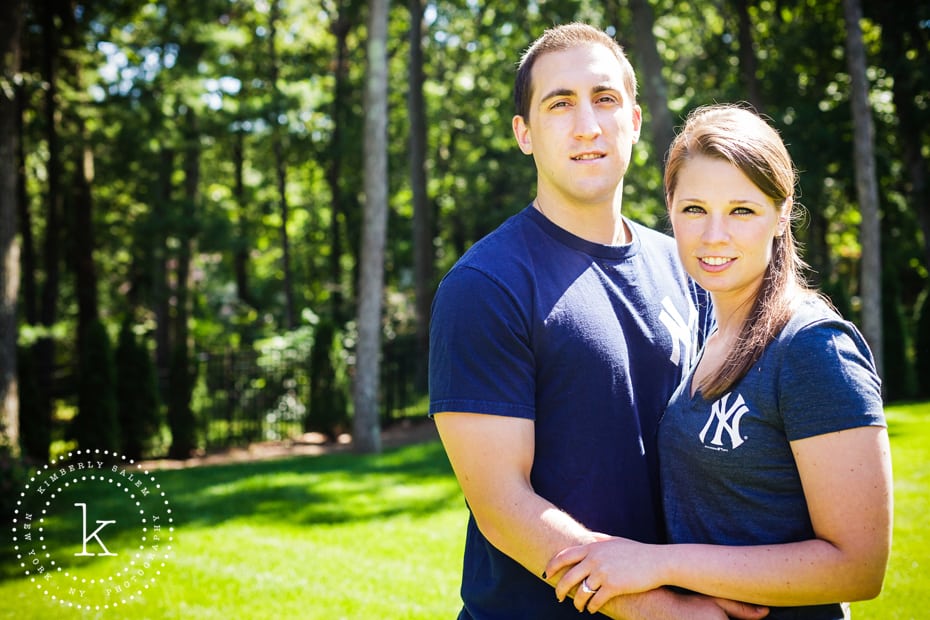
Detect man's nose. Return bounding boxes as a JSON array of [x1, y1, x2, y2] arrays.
[[574, 102, 602, 139]]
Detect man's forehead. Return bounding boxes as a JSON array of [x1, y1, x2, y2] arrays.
[[531, 47, 625, 96]]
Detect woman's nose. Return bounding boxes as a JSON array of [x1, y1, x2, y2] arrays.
[[701, 215, 729, 243]]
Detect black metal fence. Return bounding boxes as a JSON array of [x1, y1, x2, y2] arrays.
[[192, 334, 427, 450]]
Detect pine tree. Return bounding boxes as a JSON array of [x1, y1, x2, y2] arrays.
[[116, 320, 162, 459], [71, 320, 120, 451]]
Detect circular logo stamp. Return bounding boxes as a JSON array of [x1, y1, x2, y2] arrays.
[[10, 449, 174, 612]]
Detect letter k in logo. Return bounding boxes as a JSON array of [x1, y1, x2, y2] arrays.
[[74, 503, 117, 557]]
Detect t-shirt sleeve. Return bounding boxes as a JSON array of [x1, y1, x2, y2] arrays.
[[428, 265, 536, 419], [778, 318, 885, 440]]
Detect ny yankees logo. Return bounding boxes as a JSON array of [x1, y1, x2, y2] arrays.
[[659, 297, 697, 368], [699, 392, 749, 450]]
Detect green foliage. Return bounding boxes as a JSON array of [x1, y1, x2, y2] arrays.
[[70, 320, 120, 452], [190, 314, 323, 449], [115, 319, 162, 459]]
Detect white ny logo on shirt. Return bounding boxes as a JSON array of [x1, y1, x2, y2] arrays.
[[700, 392, 749, 450]]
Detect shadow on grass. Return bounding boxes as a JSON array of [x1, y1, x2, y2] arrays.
[[159, 439, 463, 529], [0, 439, 463, 583]]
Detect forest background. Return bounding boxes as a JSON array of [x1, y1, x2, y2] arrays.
[[0, 0, 928, 468]]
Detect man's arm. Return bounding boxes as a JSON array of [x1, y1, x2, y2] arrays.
[[434, 412, 767, 620], [434, 412, 597, 575]]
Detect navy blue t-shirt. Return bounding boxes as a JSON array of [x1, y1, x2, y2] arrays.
[[660, 296, 885, 620], [429, 206, 711, 619]]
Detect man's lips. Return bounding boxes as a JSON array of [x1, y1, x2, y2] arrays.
[[571, 152, 605, 161]]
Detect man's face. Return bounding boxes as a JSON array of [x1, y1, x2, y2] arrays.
[[512, 44, 642, 210]]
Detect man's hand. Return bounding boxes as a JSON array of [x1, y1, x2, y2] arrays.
[[595, 589, 768, 620], [713, 597, 770, 619]]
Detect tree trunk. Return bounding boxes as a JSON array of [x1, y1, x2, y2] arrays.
[[626, 0, 675, 170], [843, 0, 883, 378], [408, 0, 431, 392], [167, 110, 199, 459], [307, 1, 354, 435], [269, 0, 296, 330], [353, 0, 389, 454], [326, 1, 351, 324], [72, 139, 99, 335], [15, 78, 35, 326], [732, 0, 763, 109], [232, 127, 256, 312], [34, 0, 66, 462], [0, 0, 25, 454], [153, 146, 174, 400]]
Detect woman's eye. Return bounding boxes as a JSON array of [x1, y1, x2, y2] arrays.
[[683, 205, 705, 214]]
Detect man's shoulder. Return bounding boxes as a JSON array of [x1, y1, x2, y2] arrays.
[[627, 218, 676, 250], [625, 219, 690, 282], [459, 208, 536, 260], [445, 209, 546, 284]]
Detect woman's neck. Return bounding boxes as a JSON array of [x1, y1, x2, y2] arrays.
[[710, 293, 757, 342]]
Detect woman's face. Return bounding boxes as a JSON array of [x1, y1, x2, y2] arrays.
[[669, 155, 788, 311]]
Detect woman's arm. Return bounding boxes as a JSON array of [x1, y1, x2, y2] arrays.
[[547, 425, 893, 613]]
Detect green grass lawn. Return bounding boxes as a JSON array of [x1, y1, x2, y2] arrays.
[[1, 440, 467, 619], [1, 402, 926, 619], [851, 401, 929, 619]]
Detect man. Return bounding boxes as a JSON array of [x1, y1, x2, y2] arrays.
[[429, 23, 766, 620]]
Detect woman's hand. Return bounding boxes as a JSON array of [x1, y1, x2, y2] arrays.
[[545, 537, 667, 613]]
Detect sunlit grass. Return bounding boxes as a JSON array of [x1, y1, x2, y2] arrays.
[[851, 401, 930, 619], [0, 441, 467, 619], [2, 401, 925, 619]]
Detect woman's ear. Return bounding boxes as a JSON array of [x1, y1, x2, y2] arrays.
[[512, 115, 533, 154], [776, 197, 793, 237]]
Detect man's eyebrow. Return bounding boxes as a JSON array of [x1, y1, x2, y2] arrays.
[[538, 83, 623, 105], [592, 83, 618, 94], [539, 88, 575, 102]]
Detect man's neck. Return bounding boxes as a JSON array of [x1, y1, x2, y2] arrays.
[[533, 196, 629, 245]]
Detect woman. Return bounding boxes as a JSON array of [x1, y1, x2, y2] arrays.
[[545, 104, 893, 619]]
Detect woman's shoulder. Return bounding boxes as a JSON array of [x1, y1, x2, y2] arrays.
[[777, 294, 874, 363], [785, 294, 839, 327]]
